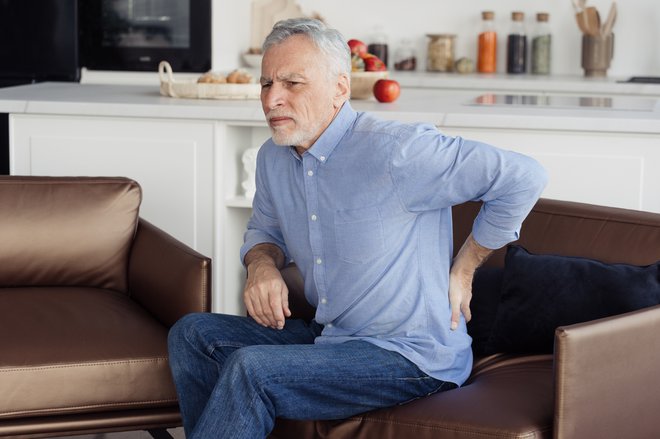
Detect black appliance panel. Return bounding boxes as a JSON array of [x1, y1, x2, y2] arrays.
[[79, 0, 211, 72], [0, 114, 8, 175], [0, 0, 79, 82]]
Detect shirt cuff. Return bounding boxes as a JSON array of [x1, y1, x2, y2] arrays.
[[240, 229, 288, 267], [471, 211, 521, 250]]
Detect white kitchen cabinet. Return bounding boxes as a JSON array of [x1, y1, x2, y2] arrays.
[[441, 127, 660, 213]]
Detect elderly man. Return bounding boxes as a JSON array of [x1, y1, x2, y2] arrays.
[[168, 18, 546, 439]]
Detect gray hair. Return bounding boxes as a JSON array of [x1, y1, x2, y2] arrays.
[[262, 18, 351, 78]]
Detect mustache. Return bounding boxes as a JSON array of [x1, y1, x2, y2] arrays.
[[266, 111, 295, 122]]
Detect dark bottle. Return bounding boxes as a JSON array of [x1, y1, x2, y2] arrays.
[[507, 11, 527, 74], [367, 26, 389, 67]]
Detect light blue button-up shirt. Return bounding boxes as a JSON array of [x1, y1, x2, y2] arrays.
[[241, 102, 546, 385]]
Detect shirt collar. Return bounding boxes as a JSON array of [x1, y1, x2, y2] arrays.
[[288, 101, 357, 163]]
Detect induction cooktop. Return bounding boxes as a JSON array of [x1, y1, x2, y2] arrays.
[[621, 76, 660, 84], [469, 94, 659, 112]]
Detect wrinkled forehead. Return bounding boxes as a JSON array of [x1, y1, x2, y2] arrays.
[[262, 36, 335, 81]]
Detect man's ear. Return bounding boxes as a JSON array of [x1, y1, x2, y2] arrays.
[[333, 73, 351, 107]]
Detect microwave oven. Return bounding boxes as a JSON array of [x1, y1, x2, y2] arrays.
[[78, 0, 211, 73]]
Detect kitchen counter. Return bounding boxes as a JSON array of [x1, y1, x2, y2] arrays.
[[390, 71, 660, 98], [0, 82, 658, 134]]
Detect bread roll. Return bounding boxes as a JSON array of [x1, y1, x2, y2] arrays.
[[197, 72, 227, 84]]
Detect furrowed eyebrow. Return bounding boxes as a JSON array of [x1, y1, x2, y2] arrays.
[[279, 73, 306, 81], [260, 73, 307, 85], [261, 73, 306, 82]]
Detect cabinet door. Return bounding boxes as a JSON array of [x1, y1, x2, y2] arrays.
[[10, 114, 214, 256], [440, 127, 660, 214]]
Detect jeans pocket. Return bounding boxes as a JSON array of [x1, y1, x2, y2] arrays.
[[334, 206, 385, 264]]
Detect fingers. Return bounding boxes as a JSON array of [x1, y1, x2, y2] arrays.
[[450, 298, 472, 331], [243, 277, 289, 330], [450, 305, 461, 331], [448, 271, 473, 331], [461, 301, 472, 323]]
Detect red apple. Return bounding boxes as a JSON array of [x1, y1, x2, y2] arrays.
[[373, 79, 400, 103], [347, 39, 367, 57], [362, 54, 387, 72]]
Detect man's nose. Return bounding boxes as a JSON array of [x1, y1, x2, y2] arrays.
[[262, 83, 285, 111]]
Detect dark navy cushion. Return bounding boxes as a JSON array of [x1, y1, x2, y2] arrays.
[[485, 245, 660, 355], [467, 266, 504, 356]]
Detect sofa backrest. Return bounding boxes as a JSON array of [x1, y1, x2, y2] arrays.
[[0, 176, 141, 293], [452, 198, 660, 267]]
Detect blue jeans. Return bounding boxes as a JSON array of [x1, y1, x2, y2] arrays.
[[168, 313, 457, 439]]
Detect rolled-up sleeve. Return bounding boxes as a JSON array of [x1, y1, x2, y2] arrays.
[[471, 153, 547, 249], [391, 125, 548, 250]]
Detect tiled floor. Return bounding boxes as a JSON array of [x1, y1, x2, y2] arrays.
[[53, 428, 185, 439]]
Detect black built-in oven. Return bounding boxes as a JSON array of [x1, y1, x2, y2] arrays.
[[0, 0, 80, 175], [79, 0, 212, 73]]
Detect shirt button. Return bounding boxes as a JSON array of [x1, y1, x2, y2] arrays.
[[320, 298, 327, 304], [307, 170, 314, 176], [311, 214, 318, 221], [326, 323, 333, 328], [316, 258, 322, 265], [319, 156, 326, 162]]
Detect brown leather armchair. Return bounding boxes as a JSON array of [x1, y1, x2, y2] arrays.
[[0, 176, 211, 438]]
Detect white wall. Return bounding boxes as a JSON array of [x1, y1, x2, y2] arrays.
[[213, 0, 660, 78]]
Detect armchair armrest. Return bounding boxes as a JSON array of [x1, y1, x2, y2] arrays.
[[128, 218, 212, 327], [553, 304, 660, 439]]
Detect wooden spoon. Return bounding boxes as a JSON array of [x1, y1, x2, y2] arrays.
[[583, 6, 601, 36], [602, 2, 617, 36], [576, 11, 589, 34]]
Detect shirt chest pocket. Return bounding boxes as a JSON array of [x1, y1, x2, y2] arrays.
[[334, 207, 385, 264]]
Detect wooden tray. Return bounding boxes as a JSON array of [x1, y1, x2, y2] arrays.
[[158, 61, 261, 100]]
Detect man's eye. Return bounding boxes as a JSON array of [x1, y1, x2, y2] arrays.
[[287, 81, 300, 87]]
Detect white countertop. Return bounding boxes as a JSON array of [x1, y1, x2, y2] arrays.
[[0, 82, 658, 134], [390, 71, 660, 97]]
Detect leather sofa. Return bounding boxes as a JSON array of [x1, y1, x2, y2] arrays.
[[0, 176, 211, 438], [271, 198, 660, 439]]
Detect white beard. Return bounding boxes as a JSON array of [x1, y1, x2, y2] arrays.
[[267, 108, 334, 148]]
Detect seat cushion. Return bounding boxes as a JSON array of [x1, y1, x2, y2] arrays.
[[0, 287, 177, 419], [0, 176, 141, 292], [270, 355, 554, 439]]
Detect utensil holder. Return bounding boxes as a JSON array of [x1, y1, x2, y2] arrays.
[[581, 34, 614, 77]]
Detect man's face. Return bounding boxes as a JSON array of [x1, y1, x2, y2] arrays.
[[260, 35, 348, 152]]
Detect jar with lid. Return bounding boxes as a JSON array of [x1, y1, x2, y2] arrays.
[[531, 12, 551, 74], [506, 11, 527, 74], [426, 34, 456, 72], [368, 26, 389, 68], [394, 39, 417, 71], [477, 11, 497, 73]]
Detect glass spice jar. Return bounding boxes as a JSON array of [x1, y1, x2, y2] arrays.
[[506, 11, 527, 74], [426, 34, 456, 72], [531, 12, 552, 74], [394, 39, 417, 71], [477, 11, 497, 73]]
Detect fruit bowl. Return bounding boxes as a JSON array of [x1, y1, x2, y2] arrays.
[[350, 71, 388, 99], [242, 53, 263, 69]]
